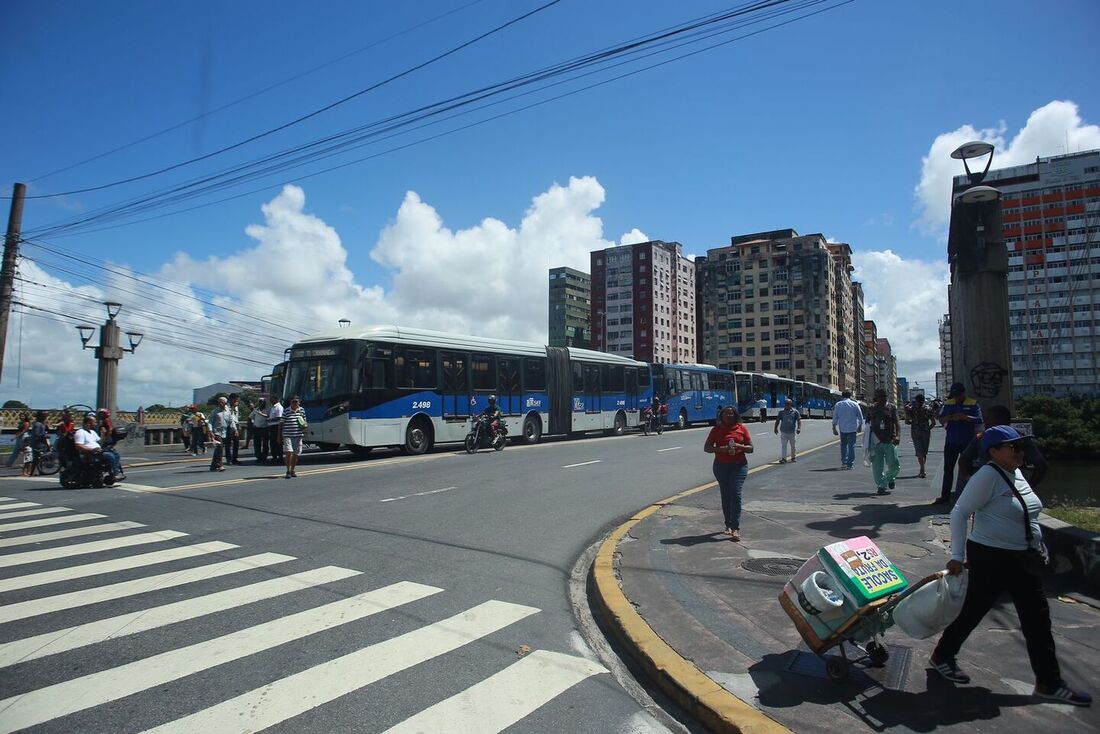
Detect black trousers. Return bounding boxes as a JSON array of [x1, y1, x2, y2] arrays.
[[226, 428, 239, 463], [940, 443, 966, 500], [253, 426, 269, 461], [933, 540, 1061, 688], [270, 429, 283, 462]]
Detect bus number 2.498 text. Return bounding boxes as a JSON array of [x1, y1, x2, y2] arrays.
[[411, 401, 432, 410]]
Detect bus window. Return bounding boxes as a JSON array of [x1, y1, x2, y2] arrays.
[[699, 372, 709, 390], [472, 353, 496, 391], [359, 356, 388, 390], [394, 347, 437, 389], [572, 361, 585, 394], [523, 357, 546, 392], [440, 352, 469, 417], [638, 366, 652, 394], [498, 357, 520, 414], [666, 368, 679, 396], [608, 365, 625, 392], [679, 369, 691, 393], [625, 367, 637, 394]]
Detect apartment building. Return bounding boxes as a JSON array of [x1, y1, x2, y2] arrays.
[[696, 229, 841, 388], [877, 338, 898, 405], [852, 281, 869, 397], [548, 267, 592, 348], [954, 149, 1100, 397], [590, 240, 696, 363], [938, 313, 953, 396], [828, 243, 857, 392]]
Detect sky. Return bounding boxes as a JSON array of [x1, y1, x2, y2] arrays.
[[1, 0, 1098, 408]]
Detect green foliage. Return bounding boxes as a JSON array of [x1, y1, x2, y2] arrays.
[[2, 400, 29, 410], [144, 403, 171, 413], [1017, 395, 1100, 458]]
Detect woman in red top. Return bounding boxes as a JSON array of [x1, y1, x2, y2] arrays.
[[704, 406, 754, 541]]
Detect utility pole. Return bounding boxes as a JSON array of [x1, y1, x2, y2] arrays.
[[77, 303, 143, 414], [0, 183, 27, 383]]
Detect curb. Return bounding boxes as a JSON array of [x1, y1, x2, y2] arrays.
[[589, 439, 842, 733], [1040, 513, 1100, 594]]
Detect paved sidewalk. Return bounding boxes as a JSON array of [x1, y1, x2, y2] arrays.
[[605, 431, 1099, 733]]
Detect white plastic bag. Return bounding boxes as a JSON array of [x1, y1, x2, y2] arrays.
[[893, 570, 969, 639]]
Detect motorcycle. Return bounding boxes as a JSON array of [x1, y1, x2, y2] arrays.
[[464, 413, 507, 453], [641, 404, 666, 435]]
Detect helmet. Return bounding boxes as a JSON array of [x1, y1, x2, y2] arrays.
[[98, 408, 110, 416], [488, 395, 497, 403]]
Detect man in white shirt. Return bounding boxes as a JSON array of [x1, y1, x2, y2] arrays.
[[831, 390, 865, 470], [267, 398, 284, 464], [74, 413, 102, 454]]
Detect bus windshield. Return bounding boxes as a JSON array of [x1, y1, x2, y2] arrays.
[[283, 359, 350, 403]]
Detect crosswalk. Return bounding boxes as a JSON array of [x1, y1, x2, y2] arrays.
[[0, 495, 608, 733]]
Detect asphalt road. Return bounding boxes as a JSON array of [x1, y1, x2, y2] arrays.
[[0, 419, 838, 733]]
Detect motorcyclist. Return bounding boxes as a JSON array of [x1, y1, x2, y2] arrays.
[[483, 395, 505, 438], [649, 395, 664, 431]]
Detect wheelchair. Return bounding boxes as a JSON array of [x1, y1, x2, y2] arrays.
[[56, 433, 117, 489]]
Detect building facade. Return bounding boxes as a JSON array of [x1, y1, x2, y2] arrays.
[[590, 240, 696, 363], [696, 229, 841, 388], [956, 149, 1100, 397], [828, 243, 857, 392], [852, 281, 868, 398], [864, 319, 879, 397], [938, 313, 953, 395], [548, 267, 592, 348], [876, 338, 898, 405]]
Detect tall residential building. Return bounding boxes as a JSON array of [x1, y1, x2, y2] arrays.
[[897, 376, 909, 403], [548, 267, 592, 348], [590, 240, 696, 363], [935, 371, 946, 399], [876, 337, 898, 405], [954, 149, 1100, 397], [851, 282, 868, 397], [828, 243, 856, 392], [696, 229, 840, 388], [864, 319, 880, 397], [938, 313, 953, 393]]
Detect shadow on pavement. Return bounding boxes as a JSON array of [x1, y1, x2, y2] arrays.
[[659, 532, 729, 547], [807, 502, 944, 540]]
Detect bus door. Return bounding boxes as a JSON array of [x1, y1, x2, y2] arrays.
[[440, 351, 471, 420], [691, 372, 705, 416], [584, 364, 601, 414], [497, 357, 521, 416]]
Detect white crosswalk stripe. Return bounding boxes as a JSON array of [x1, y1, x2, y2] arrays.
[[0, 502, 41, 512], [0, 520, 145, 548], [0, 506, 69, 521], [0, 503, 609, 734]]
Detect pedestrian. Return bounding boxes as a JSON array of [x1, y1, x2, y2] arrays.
[[281, 396, 306, 478], [773, 398, 801, 463], [227, 394, 242, 465], [250, 398, 269, 462], [268, 397, 284, 464], [865, 387, 901, 495], [187, 405, 208, 455], [936, 382, 983, 505], [958, 405, 1047, 489], [27, 411, 50, 476], [207, 397, 230, 472], [755, 396, 768, 423], [906, 393, 937, 478], [56, 409, 75, 437], [831, 390, 864, 469], [5, 412, 30, 468], [929, 425, 1092, 707], [96, 409, 125, 480], [703, 406, 753, 541]]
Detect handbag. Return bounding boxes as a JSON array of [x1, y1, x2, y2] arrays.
[[296, 412, 308, 430], [988, 463, 1049, 571]]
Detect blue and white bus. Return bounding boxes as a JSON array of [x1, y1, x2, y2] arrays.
[[735, 371, 796, 414], [279, 326, 650, 455], [651, 363, 736, 429]]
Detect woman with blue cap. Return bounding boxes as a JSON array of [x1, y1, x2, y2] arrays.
[[929, 425, 1091, 706]]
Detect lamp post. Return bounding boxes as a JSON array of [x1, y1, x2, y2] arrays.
[[947, 141, 1012, 414], [76, 302, 143, 413]]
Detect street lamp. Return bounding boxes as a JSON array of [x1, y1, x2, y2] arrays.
[[338, 319, 351, 328], [75, 301, 141, 413], [951, 141, 994, 184]]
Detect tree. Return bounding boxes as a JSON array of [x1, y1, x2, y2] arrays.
[[3, 400, 29, 410], [1017, 395, 1100, 459]]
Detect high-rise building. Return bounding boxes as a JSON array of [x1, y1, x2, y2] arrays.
[[938, 313, 953, 393], [953, 149, 1100, 397], [876, 337, 898, 405], [697, 229, 840, 387], [852, 282, 868, 398], [897, 376, 909, 404], [935, 371, 946, 399], [548, 267, 591, 348], [864, 319, 879, 397], [828, 243, 857, 392], [590, 240, 696, 363]]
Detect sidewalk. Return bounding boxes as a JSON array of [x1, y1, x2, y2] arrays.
[[597, 431, 1100, 733]]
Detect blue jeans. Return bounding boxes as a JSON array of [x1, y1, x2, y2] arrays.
[[839, 432, 857, 467], [713, 461, 748, 531], [5, 435, 25, 467], [101, 448, 123, 476]]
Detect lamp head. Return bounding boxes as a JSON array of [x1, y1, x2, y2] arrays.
[[338, 319, 351, 328], [76, 324, 95, 347], [105, 301, 122, 319], [126, 332, 144, 352], [957, 185, 1002, 205], [950, 141, 995, 184]]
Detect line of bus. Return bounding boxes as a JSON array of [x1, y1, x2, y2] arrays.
[[734, 371, 839, 419]]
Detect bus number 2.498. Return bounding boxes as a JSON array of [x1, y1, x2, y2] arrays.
[[411, 401, 432, 410]]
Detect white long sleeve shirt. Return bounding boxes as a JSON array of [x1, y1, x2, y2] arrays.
[[832, 398, 864, 433], [949, 464, 1043, 562]]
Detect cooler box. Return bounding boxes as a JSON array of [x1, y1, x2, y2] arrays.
[[778, 536, 909, 653]]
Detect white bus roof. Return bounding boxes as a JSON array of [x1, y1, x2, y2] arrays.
[[294, 325, 646, 367]]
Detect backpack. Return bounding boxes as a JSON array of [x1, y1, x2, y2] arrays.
[[870, 405, 897, 443]]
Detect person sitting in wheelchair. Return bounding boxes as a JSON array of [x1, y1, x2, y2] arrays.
[[74, 413, 118, 481]]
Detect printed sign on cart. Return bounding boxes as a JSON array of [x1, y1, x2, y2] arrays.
[[821, 536, 908, 603]]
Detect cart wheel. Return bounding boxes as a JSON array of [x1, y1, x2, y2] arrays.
[[866, 641, 889, 667], [825, 656, 848, 680]]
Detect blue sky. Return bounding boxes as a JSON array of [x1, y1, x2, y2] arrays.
[[2, 0, 1099, 406]]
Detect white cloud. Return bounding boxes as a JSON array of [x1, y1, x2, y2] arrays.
[[853, 249, 949, 388], [915, 100, 1100, 235], [619, 228, 649, 245], [5, 178, 644, 408]]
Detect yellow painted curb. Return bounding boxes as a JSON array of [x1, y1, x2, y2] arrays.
[[590, 438, 841, 733]]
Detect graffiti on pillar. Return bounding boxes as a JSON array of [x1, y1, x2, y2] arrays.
[[970, 362, 1008, 399]]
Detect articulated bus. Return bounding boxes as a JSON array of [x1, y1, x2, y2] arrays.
[[651, 363, 736, 429], [278, 326, 650, 455], [733, 371, 839, 419]]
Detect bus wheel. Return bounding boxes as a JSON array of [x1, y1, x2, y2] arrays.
[[348, 445, 372, 460], [611, 411, 626, 436], [522, 415, 542, 445], [404, 418, 432, 455], [677, 409, 688, 430]]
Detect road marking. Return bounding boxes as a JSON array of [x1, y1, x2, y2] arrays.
[[0, 502, 40, 512], [140, 599, 540, 734], [0, 552, 292, 624], [0, 530, 188, 569], [0, 541, 238, 593], [0, 520, 145, 548], [0, 512, 107, 533], [0, 581, 443, 734], [0, 498, 18, 502], [380, 486, 457, 503], [383, 649, 606, 733], [0, 507, 69, 521], [656, 446, 683, 452], [0, 565, 362, 667], [562, 460, 601, 469]]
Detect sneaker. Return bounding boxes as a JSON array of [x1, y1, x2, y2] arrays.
[[730, 529, 741, 542], [877, 487, 888, 495], [888, 480, 895, 489], [779, 458, 786, 464], [1034, 683, 1092, 706], [929, 656, 970, 684]]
